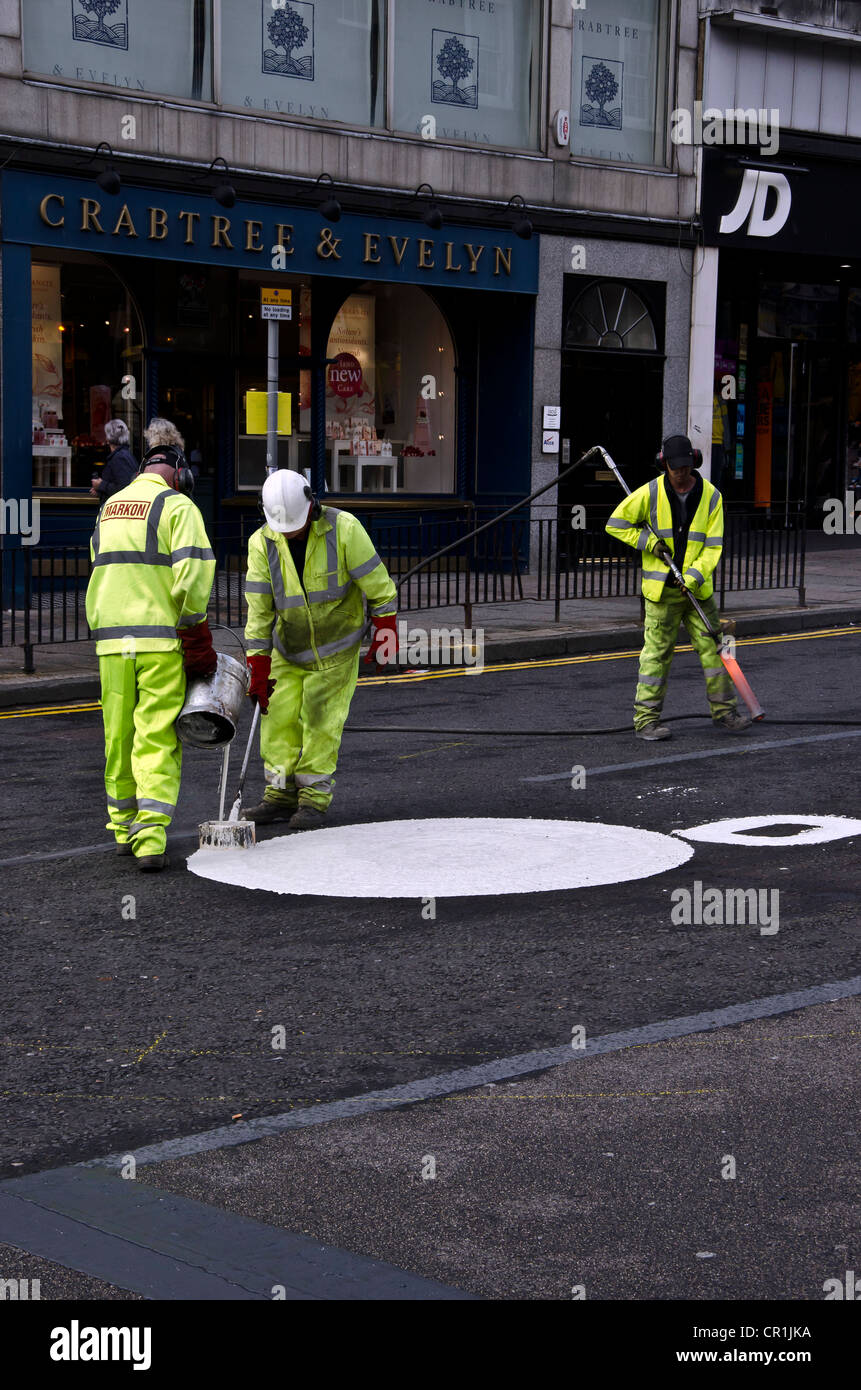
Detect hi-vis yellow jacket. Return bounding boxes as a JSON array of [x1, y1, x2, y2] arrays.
[[605, 474, 724, 601], [244, 507, 397, 670], [85, 475, 215, 655]]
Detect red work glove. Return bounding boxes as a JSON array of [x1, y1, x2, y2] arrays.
[[247, 653, 276, 714], [178, 617, 218, 677], [363, 614, 398, 667]]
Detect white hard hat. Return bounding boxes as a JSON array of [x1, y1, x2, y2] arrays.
[[261, 469, 312, 532]]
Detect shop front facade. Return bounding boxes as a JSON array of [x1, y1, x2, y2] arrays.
[[701, 144, 861, 520], [2, 168, 538, 547]]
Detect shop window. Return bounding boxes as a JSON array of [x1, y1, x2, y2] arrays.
[[758, 283, 840, 341], [392, 0, 542, 150], [23, 0, 213, 102], [564, 281, 657, 351], [31, 254, 143, 490], [325, 284, 455, 495], [220, 0, 385, 127], [570, 0, 669, 167], [235, 272, 313, 490]]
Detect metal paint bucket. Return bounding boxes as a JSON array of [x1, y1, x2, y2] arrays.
[[176, 651, 249, 748]]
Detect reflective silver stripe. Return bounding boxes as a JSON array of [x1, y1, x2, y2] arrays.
[[642, 570, 668, 581], [136, 798, 176, 816], [371, 600, 397, 616], [272, 629, 303, 662], [107, 795, 137, 810], [304, 523, 347, 603], [246, 638, 272, 652], [637, 698, 664, 709], [266, 536, 289, 609], [316, 628, 363, 658], [307, 580, 351, 603], [326, 524, 339, 586], [349, 551, 382, 580], [637, 673, 664, 687], [177, 612, 206, 628], [295, 773, 333, 791], [606, 517, 629, 530], [703, 537, 722, 547], [273, 626, 363, 665], [245, 580, 272, 594], [708, 489, 721, 514], [635, 529, 650, 551], [686, 568, 704, 584], [90, 625, 179, 640], [648, 478, 659, 533], [688, 531, 707, 542], [146, 488, 172, 561], [171, 545, 214, 563], [92, 551, 171, 567]]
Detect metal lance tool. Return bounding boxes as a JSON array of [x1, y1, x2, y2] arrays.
[[198, 702, 261, 849], [601, 448, 765, 721]]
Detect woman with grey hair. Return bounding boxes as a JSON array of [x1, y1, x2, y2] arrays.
[[91, 418, 138, 501]]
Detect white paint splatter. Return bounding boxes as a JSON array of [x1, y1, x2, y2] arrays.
[[187, 817, 694, 899], [675, 814, 861, 848]]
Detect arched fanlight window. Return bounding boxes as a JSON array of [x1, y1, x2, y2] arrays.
[[565, 281, 657, 351]]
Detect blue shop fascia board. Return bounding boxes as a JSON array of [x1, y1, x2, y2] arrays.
[[1, 171, 538, 293], [1, 171, 537, 550]]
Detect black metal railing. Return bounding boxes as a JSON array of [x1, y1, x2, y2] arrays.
[[0, 504, 808, 669]]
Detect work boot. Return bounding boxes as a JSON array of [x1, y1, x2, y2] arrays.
[[115, 841, 134, 857], [288, 805, 327, 832], [244, 790, 298, 824], [636, 723, 671, 742], [714, 709, 752, 734], [137, 854, 169, 872]]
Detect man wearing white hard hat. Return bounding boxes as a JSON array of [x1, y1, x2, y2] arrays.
[[243, 469, 397, 829]]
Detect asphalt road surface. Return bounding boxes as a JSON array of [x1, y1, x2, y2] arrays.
[[1, 625, 858, 1188]]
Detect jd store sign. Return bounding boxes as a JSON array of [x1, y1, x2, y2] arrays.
[[1, 171, 538, 295], [702, 149, 861, 259]]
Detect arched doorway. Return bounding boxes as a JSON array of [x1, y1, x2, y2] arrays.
[[560, 276, 665, 517]]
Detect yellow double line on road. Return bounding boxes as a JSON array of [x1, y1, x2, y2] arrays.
[[2, 625, 859, 716]]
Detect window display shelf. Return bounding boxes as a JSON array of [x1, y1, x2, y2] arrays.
[[33, 445, 72, 488]]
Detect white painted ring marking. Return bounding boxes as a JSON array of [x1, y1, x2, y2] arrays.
[[675, 814, 861, 848], [187, 817, 694, 898]]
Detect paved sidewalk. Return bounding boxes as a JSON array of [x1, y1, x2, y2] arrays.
[[0, 995, 856, 1299], [2, 537, 859, 707]]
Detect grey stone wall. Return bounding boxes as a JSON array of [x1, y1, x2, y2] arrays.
[[530, 234, 695, 529]]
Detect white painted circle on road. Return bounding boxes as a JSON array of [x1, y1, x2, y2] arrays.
[[187, 817, 694, 898], [674, 814, 861, 848]]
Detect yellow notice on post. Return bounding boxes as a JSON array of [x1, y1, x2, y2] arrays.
[[245, 391, 292, 435]]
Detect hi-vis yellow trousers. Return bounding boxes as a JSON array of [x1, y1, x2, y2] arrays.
[[98, 651, 186, 857], [260, 648, 360, 811]]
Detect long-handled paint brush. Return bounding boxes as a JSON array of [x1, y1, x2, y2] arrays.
[[601, 448, 765, 720], [198, 703, 261, 849]]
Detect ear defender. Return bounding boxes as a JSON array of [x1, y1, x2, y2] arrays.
[[304, 483, 323, 520], [139, 444, 194, 494], [692, 448, 703, 468]]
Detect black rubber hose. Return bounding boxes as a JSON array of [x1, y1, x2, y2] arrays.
[[346, 715, 861, 736]]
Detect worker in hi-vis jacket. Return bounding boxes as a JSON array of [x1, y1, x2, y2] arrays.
[[605, 433, 751, 742], [243, 469, 397, 830], [85, 419, 217, 870]]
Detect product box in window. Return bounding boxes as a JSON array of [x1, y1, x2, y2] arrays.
[[356, 440, 368, 456]]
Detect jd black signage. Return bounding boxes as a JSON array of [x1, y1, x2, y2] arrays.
[[702, 148, 860, 260]]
